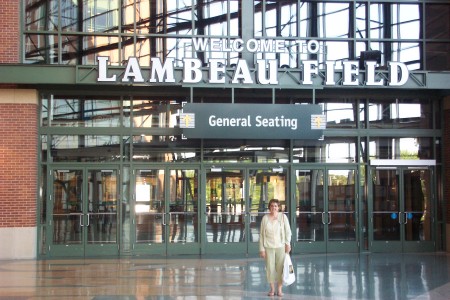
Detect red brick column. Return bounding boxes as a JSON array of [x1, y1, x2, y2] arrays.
[[0, 0, 20, 63], [0, 89, 38, 259]]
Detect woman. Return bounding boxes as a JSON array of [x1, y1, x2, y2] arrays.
[[259, 199, 292, 297]]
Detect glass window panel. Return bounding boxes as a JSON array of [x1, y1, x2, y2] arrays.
[[169, 0, 193, 35], [369, 137, 433, 160], [131, 100, 182, 128], [293, 138, 357, 163], [318, 99, 358, 129], [122, 37, 137, 63], [41, 97, 49, 126], [229, 1, 240, 36], [25, 0, 58, 31], [135, 169, 165, 244], [132, 135, 199, 162], [39, 165, 47, 256], [121, 166, 131, 251], [87, 170, 118, 244], [295, 169, 325, 242], [355, 3, 367, 39], [369, 3, 384, 39], [123, 100, 131, 127], [203, 0, 229, 36], [203, 141, 289, 164], [24, 34, 59, 64], [47, 97, 83, 127], [82, 35, 120, 65], [254, 1, 263, 37], [50, 135, 121, 162], [83, 0, 119, 33], [169, 169, 199, 243], [392, 42, 421, 70], [392, 4, 421, 40], [162, 38, 200, 67], [403, 169, 432, 242], [318, 2, 350, 38], [280, 2, 297, 37], [372, 169, 400, 241], [43, 97, 122, 127], [52, 169, 83, 245], [61, 35, 80, 65], [61, 0, 79, 32], [298, 2, 310, 38], [121, 0, 134, 33], [328, 169, 356, 241], [425, 4, 450, 40], [206, 169, 245, 243], [255, 1, 296, 37], [265, 3, 277, 37], [83, 99, 122, 127], [134, 38, 151, 66], [426, 42, 450, 71], [58, 35, 121, 65], [324, 41, 350, 63], [368, 98, 432, 129], [40, 135, 48, 162]]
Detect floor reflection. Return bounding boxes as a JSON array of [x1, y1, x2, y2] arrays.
[[0, 253, 448, 299]]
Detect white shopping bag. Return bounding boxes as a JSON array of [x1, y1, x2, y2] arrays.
[[282, 254, 295, 286]]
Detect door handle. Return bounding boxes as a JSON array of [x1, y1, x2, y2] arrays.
[[327, 212, 332, 225], [162, 213, 166, 226], [79, 214, 84, 227], [321, 212, 326, 225], [86, 214, 90, 227]]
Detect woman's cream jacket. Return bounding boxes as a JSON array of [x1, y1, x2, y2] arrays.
[[259, 213, 292, 252]]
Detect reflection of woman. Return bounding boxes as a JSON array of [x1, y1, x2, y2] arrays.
[[259, 199, 292, 297]]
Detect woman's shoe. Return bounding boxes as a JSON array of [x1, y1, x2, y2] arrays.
[[277, 292, 283, 297], [267, 291, 275, 296]]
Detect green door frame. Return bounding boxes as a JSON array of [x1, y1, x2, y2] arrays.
[[130, 165, 201, 256], [201, 164, 291, 255], [47, 165, 120, 257], [292, 165, 360, 254], [368, 164, 436, 252]]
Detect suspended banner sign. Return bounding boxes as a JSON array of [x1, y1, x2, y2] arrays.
[[180, 103, 325, 140]]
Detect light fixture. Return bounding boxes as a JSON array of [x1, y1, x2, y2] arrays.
[[272, 166, 283, 173], [211, 166, 222, 172], [359, 50, 382, 70]]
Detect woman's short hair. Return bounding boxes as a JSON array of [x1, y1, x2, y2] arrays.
[[268, 199, 279, 208]]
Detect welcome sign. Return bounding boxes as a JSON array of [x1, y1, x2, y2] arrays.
[[180, 103, 325, 139], [97, 38, 410, 87]]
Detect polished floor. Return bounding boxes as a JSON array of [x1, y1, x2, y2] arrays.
[[0, 253, 449, 300]]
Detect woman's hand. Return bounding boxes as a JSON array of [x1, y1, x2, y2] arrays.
[[285, 243, 291, 253], [260, 251, 266, 259]]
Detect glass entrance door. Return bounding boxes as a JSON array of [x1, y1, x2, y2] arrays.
[[294, 167, 358, 253], [132, 167, 199, 255], [49, 168, 119, 257], [370, 167, 434, 252], [204, 168, 288, 254]]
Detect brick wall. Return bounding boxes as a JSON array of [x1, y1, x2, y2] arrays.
[[0, 0, 20, 63], [0, 100, 37, 227]]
